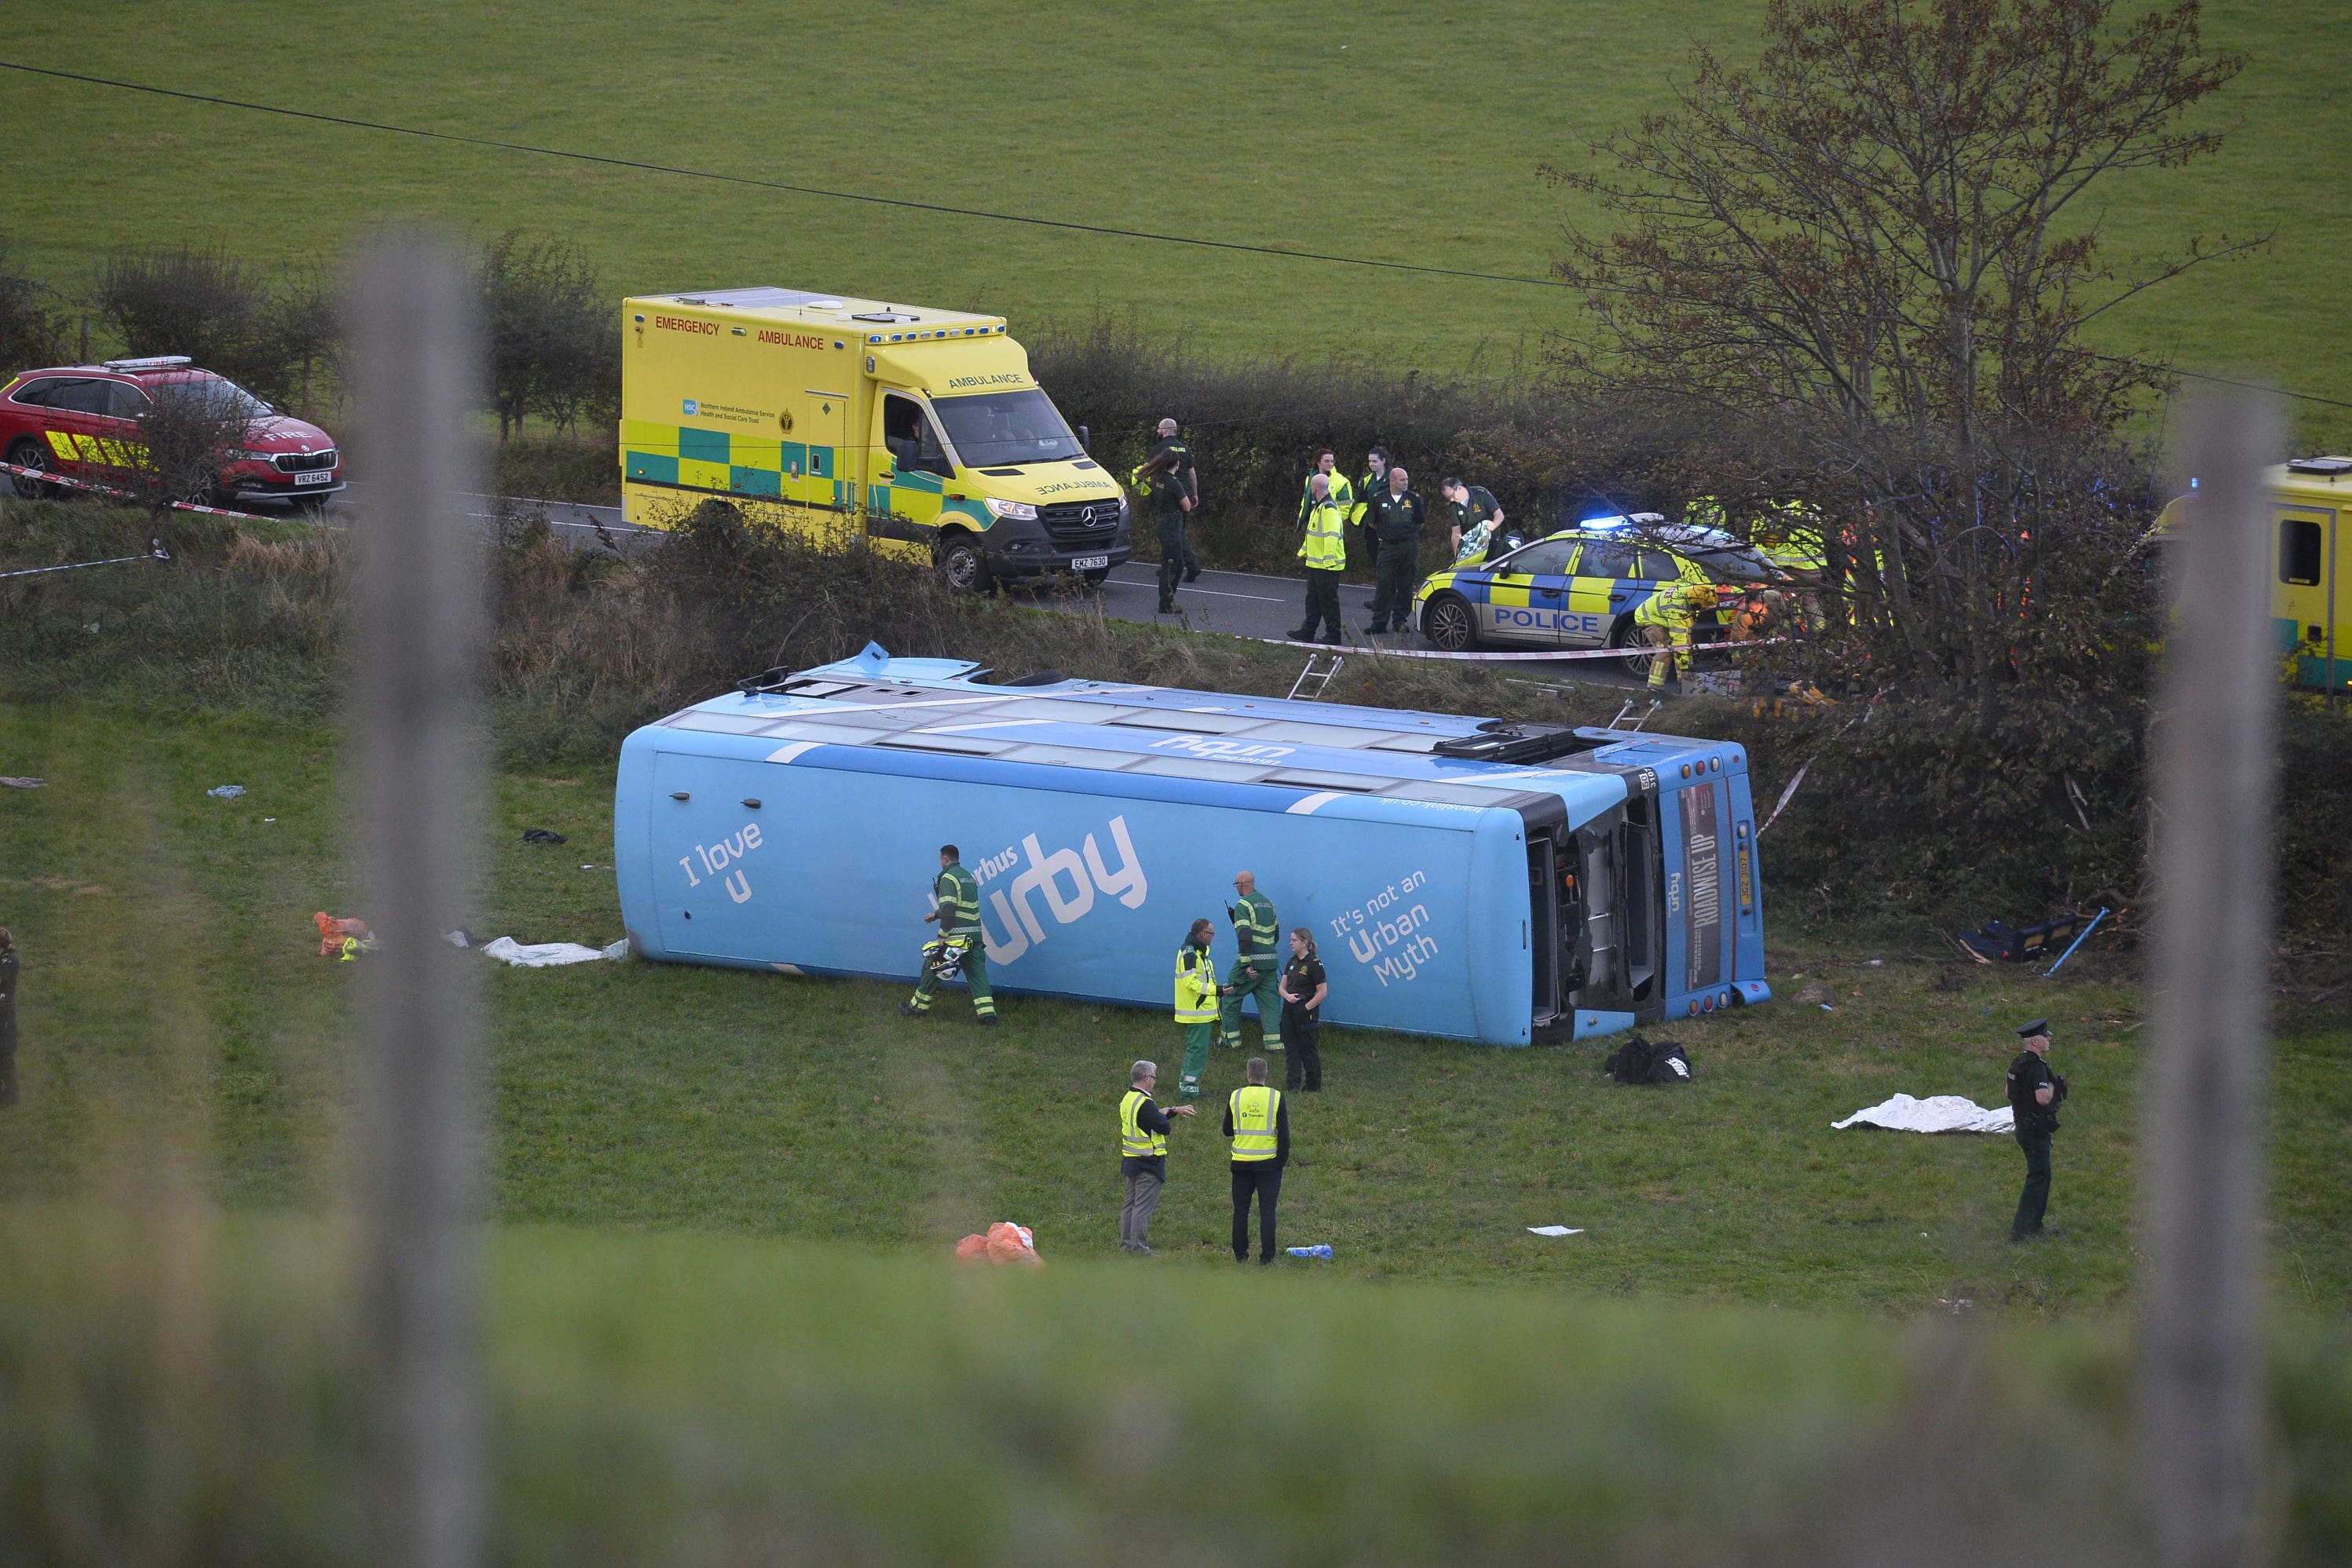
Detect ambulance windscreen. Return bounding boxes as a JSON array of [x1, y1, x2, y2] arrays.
[[931, 388, 1084, 466]]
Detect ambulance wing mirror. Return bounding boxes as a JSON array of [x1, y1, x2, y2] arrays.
[[1077, 424, 1089, 452]]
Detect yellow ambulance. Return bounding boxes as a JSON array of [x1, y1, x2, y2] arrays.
[[2156, 455, 2352, 691], [619, 287, 1131, 590]]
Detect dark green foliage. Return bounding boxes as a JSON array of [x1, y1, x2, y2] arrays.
[[89, 247, 338, 413], [476, 231, 620, 440], [0, 236, 68, 377], [9, 495, 2351, 956]]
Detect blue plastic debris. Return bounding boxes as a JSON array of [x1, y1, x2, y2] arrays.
[[207, 784, 245, 799], [1286, 1245, 1333, 1259]]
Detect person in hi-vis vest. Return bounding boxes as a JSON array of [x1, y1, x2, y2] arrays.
[[1224, 1056, 1292, 1264], [1118, 1058, 1195, 1255], [1173, 917, 1221, 1099]]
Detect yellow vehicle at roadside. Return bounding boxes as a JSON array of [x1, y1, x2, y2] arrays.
[[2156, 455, 2352, 691], [619, 287, 1131, 590]]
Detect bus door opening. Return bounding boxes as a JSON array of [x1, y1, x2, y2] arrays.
[[1527, 833, 1564, 1026]]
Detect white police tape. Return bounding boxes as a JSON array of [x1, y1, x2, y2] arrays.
[[2, 461, 276, 521], [0, 547, 170, 581], [1261, 634, 1786, 662]]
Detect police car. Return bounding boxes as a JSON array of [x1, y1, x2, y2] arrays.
[[1411, 515, 1781, 656], [2, 357, 342, 506]]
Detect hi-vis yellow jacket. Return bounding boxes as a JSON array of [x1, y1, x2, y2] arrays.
[[1174, 942, 1220, 1022], [1299, 495, 1347, 570]]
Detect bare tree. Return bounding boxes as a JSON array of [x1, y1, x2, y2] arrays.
[[474, 232, 614, 440], [128, 376, 260, 517], [1545, 0, 2251, 700]]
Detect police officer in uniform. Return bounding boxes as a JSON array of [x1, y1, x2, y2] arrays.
[[1142, 418, 1200, 613], [1218, 871, 1283, 1054], [2005, 1018, 2068, 1241], [1362, 463, 1426, 635], [1118, 1058, 1195, 1254], [1173, 917, 1222, 1098], [1224, 1056, 1291, 1264], [902, 844, 997, 1025], [1278, 927, 1326, 1093]]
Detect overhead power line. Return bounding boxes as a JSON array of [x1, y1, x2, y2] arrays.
[[0, 60, 1571, 294], [5, 58, 2349, 415]]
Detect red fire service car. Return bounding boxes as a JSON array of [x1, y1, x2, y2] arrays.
[[2, 356, 342, 506]]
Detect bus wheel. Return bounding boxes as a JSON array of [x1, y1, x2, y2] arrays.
[[936, 532, 992, 594], [1421, 591, 1479, 652], [1607, 617, 1654, 677], [5, 438, 53, 499]]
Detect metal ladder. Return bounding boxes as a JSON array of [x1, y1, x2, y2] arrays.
[[1288, 652, 1344, 702], [1606, 699, 1663, 731]]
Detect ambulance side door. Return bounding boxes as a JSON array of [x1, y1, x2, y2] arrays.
[[2275, 502, 2337, 688], [869, 390, 947, 541]]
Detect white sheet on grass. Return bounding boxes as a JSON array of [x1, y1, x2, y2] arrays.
[[1526, 1226, 1586, 1237], [1834, 1094, 2013, 1135], [477, 937, 628, 967]]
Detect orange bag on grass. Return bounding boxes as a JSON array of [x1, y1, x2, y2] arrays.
[[954, 1223, 1041, 1265]]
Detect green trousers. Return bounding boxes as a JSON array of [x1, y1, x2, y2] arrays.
[[909, 937, 994, 1018], [1220, 956, 1284, 1048], [1178, 1021, 1215, 1097], [1368, 543, 1419, 630], [1157, 517, 1199, 608]]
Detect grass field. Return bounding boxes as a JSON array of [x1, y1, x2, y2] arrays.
[[14, 1208, 2347, 1563], [4, 698, 2347, 1314], [1, 1, 2347, 448]]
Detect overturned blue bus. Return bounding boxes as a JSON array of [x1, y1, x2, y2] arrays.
[[613, 645, 1770, 1044]]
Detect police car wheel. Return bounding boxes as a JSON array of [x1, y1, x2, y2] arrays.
[[1606, 617, 1652, 675], [1422, 591, 1479, 652], [5, 439, 52, 499], [936, 533, 991, 594]]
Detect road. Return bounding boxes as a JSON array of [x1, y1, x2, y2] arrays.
[[328, 489, 1657, 696]]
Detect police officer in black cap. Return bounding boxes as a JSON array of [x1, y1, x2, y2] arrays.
[[2004, 1018, 2069, 1241]]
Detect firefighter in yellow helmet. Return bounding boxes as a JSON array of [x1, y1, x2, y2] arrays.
[[1632, 578, 1720, 690]]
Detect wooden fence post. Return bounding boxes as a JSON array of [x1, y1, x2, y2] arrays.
[[349, 235, 488, 1568], [2140, 389, 2280, 1566]]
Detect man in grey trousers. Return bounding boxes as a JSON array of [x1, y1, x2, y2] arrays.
[[1119, 1058, 1194, 1253]]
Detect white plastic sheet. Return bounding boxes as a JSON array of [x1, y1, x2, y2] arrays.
[[1832, 1094, 2013, 1135], [476, 937, 628, 967]]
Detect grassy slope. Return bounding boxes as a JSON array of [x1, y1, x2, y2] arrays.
[[3, 700, 2347, 1314], [0, 0, 2345, 448], [34, 1209, 2342, 1564]]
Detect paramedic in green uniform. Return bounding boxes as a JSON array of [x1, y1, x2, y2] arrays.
[[1174, 917, 1222, 1098], [1219, 870, 1283, 1053], [1147, 418, 1200, 612], [901, 843, 997, 1025]]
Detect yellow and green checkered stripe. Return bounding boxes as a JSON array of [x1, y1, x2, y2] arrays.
[[621, 420, 845, 507]]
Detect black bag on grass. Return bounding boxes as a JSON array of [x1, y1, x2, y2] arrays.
[[1604, 1035, 1693, 1085]]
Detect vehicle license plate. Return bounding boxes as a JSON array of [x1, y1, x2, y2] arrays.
[[294, 470, 334, 486], [1073, 554, 1109, 570]]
